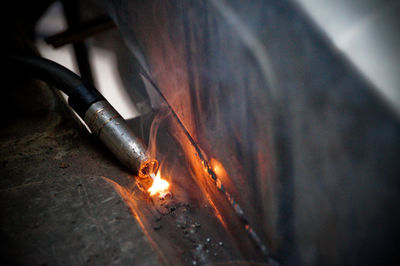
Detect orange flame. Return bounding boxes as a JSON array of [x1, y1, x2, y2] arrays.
[[145, 107, 171, 197], [148, 171, 170, 196]]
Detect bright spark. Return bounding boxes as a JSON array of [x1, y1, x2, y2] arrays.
[[148, 172, 170, 196]]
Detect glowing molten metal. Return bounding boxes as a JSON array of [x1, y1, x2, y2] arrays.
[[148, 171, 170, 197]]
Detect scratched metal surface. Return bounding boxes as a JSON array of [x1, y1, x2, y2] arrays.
[[104, 0, 400, 264], [0, 78, 159, 265]]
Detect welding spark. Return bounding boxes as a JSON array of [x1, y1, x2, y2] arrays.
[[148, 172, 170, 197]]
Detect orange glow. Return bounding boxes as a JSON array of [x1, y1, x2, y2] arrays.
[[211, 158, 227, 178], [148, 171, 170, 197], [102, 176, 169, 264], [210, 158, 236, 192], [145, 110, 171, 197]]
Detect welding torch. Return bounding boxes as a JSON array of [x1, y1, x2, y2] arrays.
[[9, 54, 158, 177]]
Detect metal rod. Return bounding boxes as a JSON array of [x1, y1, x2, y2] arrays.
[[61, 0, 95, 85], [45, 16, 115, 48]]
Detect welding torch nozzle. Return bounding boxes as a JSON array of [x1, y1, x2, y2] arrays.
[[9, 54, 158, 177], [84, 100, 158, 177]]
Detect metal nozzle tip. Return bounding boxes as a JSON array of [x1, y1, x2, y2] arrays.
[[138, 159, 159, 178]]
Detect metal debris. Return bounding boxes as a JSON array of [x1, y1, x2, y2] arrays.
[[153, 223, 162, 231]]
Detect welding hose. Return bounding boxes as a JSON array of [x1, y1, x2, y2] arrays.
[[8, 54, 158, 177]]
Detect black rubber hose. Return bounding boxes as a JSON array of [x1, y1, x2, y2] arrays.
[[8, 54, 104, 117]]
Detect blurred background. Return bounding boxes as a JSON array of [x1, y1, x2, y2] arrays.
[[36, 0, 400, 117], [35, 1, 141, 119]]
